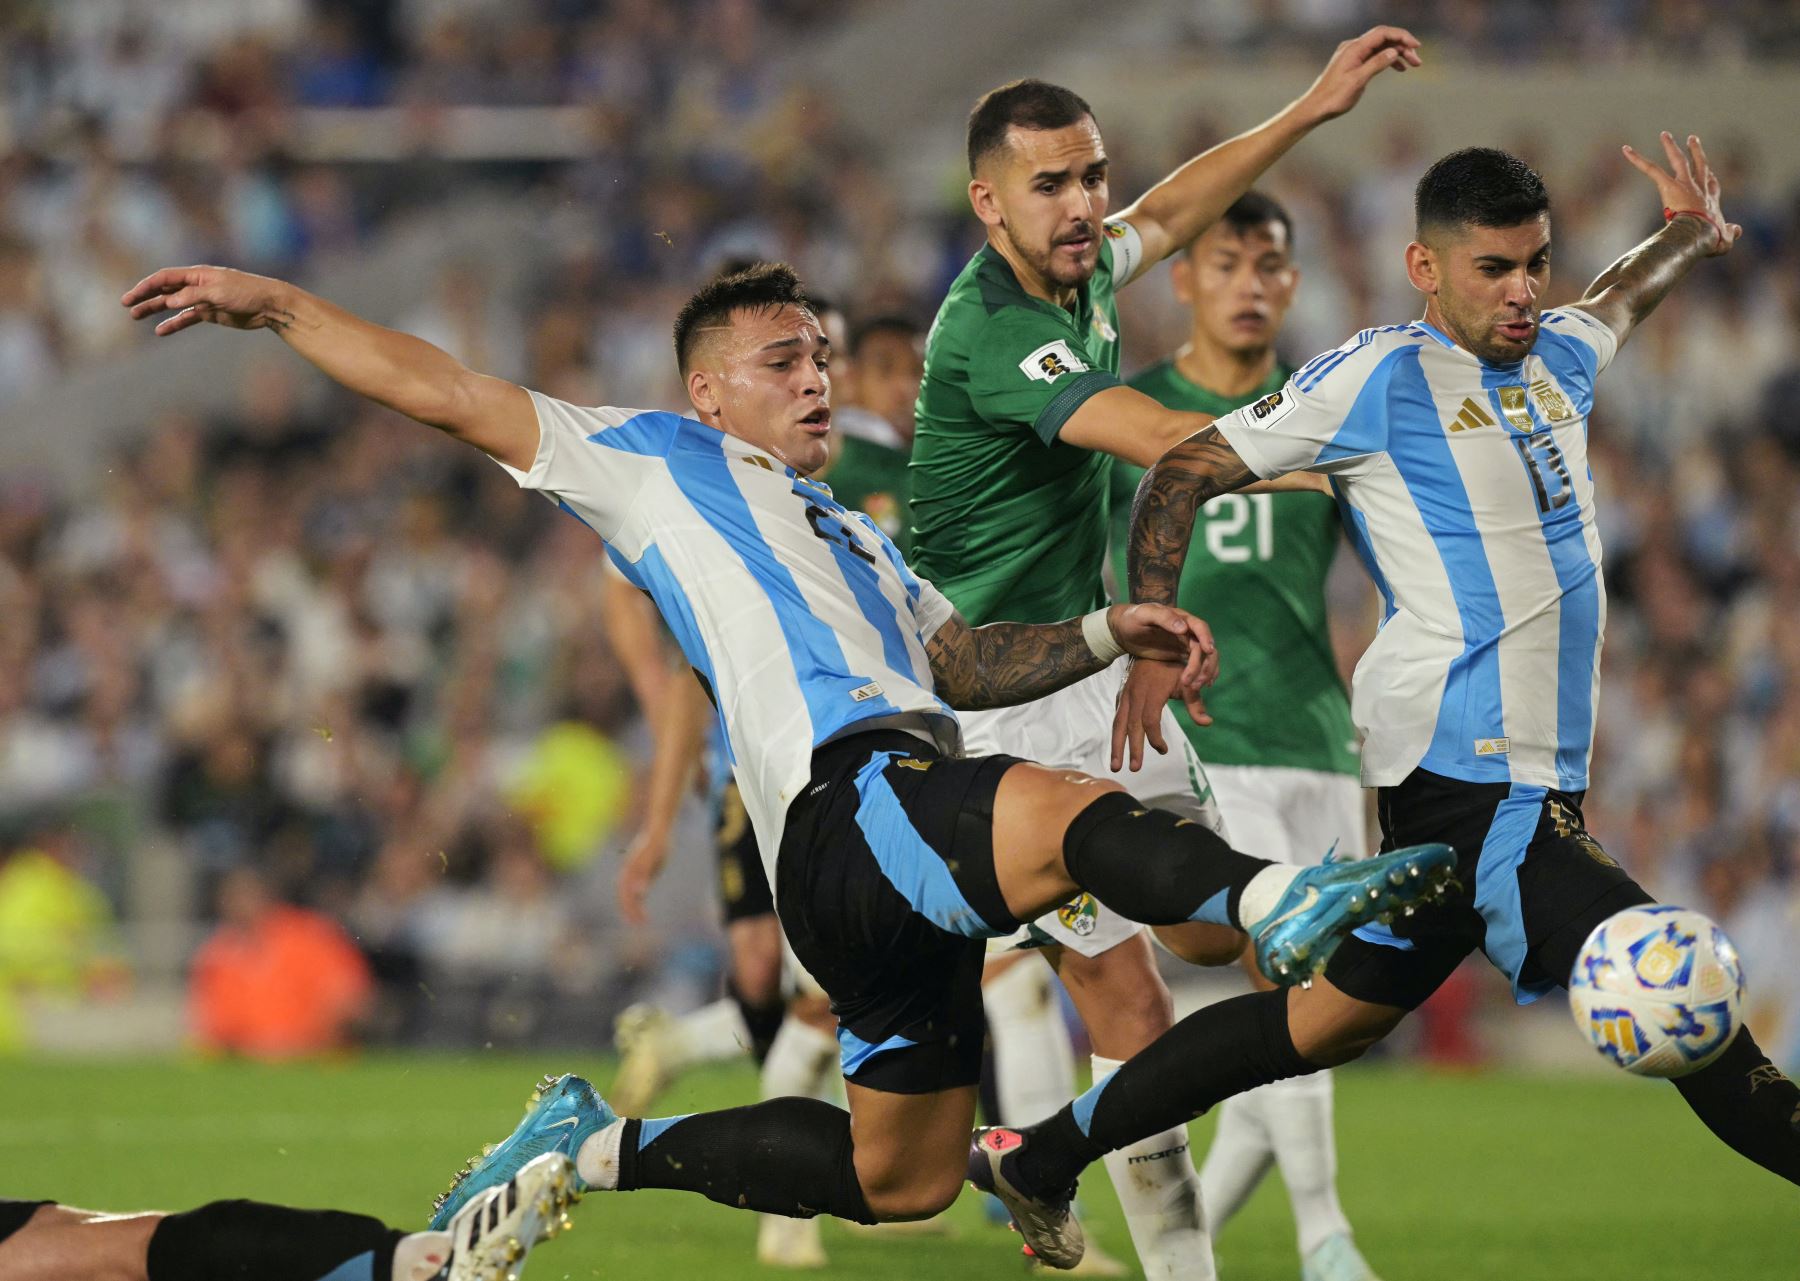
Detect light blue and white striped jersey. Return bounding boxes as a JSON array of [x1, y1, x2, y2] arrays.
[[1214, 307, 1619, 792], [499, 392, 961, 874]]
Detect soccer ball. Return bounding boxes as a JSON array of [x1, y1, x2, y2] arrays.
[[1567, 905, 1745, 1078]]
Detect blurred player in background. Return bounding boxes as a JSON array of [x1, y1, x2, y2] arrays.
[[910, 28, 1419, 1279], [0, 1153, 576, 1281], [1108, 191, 1381, 1281], [1008, 135, 1800, 1202]]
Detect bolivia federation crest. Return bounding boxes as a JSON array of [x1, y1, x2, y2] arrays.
[[1056, 893, 1099, 937]]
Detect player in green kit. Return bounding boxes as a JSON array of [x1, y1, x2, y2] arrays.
[[1109, 192, 1381, 1281], [913, 28, 1420, 1280]]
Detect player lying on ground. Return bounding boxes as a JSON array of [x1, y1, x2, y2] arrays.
[[1011, 134, 1800, 1228], [121, 258, 1455, 1268], [0, 1152, 576, 1281]]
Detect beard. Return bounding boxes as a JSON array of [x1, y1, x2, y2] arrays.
[[1008, 220, 1099, 289]]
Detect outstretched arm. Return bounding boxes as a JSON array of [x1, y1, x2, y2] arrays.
[[1114, 26, 1420, 274], [122, 267, 538, 469], [1571, 132, 1739, 349], [925, 604, 1216, 713]]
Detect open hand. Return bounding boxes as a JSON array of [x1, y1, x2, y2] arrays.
[[1622, 132, 1740, 256], [122, 266, 292, 336], [1110, 657, 1213, 774], [1295, 26, 1422, 125], [617, 829, 672, 928]]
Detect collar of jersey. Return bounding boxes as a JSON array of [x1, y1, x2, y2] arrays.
[[977, 243, 1091, 321], [720, 431, 797, 477], [1416, 318, 1527, 374]]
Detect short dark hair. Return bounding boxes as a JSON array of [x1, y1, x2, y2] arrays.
[[967, 79, 1095, 175], [1190, 190, 1295, 255], [1414, 148, 1549, 238], [673, 261, 816, 372], [849, 312, 923, 357]]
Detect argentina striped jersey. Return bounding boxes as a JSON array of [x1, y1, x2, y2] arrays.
[[499, 392, 962, 876], [1213, 307, 1619, 792]]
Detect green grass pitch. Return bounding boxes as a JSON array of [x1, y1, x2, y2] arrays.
[[0, 1055, 1790, 1279]]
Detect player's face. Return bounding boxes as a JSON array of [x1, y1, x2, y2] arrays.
[[1173, 221, 1298, 356], [853, 328, 924, 439], [690, 304, 833, 474], [1416, 215, 1552, 363], [973, 119, 1110, 291]]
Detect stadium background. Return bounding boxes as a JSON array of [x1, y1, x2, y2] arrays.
[[0, 1, 1793, 1274]]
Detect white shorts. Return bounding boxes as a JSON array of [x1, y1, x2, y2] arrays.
[[1205, 764, 1368, 866], [961, 664, 1226, 958]]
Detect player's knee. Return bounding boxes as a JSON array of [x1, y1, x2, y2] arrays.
[[1290, 1001, 1402, 1067], [857, 1166, 962, 1222]]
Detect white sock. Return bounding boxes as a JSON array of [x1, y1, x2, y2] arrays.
[[1260, 1070, 1351, 1256], [983, 960, 1076, 1125], [1196, 1089, 1274, 1232], [674, 997, 752, 1067], [575, 1117, 627, 1189], [1235, 865, 1302, 929], [1092, 1054, 1217, 1281], [760, 1015, 839, 1102], [392, 1232, 451, 1281]]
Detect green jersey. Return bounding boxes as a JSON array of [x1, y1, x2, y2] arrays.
[[910, 231, 1136, 625], [1111, 359, 1359, 776], [821, 422, 913, 556]]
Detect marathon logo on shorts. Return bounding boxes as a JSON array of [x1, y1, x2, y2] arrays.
[[1020, 340, 1087, 384], [1474, 737, 1511, 756]]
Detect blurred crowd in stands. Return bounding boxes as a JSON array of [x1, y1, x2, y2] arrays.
[[0, 0, 1796, 1064]]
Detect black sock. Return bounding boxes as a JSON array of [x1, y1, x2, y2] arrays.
[[728, 981, 788, 1066], [618, 1097, 877, 1223], [1672, 1026, 1800, 1186], [1063, 791, 1271, 927], [148, 1201, 401, 1281], [1016, 989, 1312, 1195]]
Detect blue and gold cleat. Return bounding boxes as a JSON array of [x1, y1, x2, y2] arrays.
[[1249, 843, 1457, 985], [430, 1073, 615, 1231]]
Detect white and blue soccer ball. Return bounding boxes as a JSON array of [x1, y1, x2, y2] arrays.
[[1568, 905, 1745, 1079]]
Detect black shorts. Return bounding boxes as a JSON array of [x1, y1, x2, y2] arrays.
[[0, 1200, 50, 1245], [775, 731, 1022, 1095], [1324, 768, 1651, 1010], [715, 779, 775, 925]]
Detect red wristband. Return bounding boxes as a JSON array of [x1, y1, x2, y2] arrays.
[[1664, 206, 1725, 249]]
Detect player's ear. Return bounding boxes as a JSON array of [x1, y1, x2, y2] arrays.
[[687, 366, 720, 418], [968, 176, 1003, 230], [1404, 241, 1439, 297], [1169, 254, 1196, 306]]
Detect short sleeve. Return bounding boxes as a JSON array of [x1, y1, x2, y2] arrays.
[[967, 310, 1121, 445], [1214, 339, 1404, 480], [1535, 307, 1619, 415], [494, 391, 679, 539], [911, 574, 956, 642]]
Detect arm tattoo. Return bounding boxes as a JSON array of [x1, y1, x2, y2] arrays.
[[1127, 425, 1256, 606], [1576, 217, 1715, 343], [264, 308, 296, 334], [925, 616, 1109, 711]]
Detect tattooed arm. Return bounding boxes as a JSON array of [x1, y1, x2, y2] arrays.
[[926, 604, 1216, 712], [122, 266, 537, 468], [1127, 425, 1260, 607], [1571, 131, 1739, 348]]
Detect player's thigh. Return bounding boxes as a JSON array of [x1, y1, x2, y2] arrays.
[[1287, 974, 1409, 1066], [776, 733, 1011, 1097], [844, 1081, 979, 1219], [0, 1205, 159, 1281], [1046, 929, 1173, 1059], [990, 760, 1125, 921], [1511, 804, 1654, 995]]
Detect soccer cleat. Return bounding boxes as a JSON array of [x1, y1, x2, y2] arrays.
[[438, 1152, 579, 1281], [430, 1073, 615, 1231], [967, 1126, 1084, 1270], [755, 1213, 829, 1269], [1248, 842, 1457, 985], [1301, 1231, 1383, 1281], [1056, 1229, 1128, 1276], [609, 1004, 680, 1116]]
